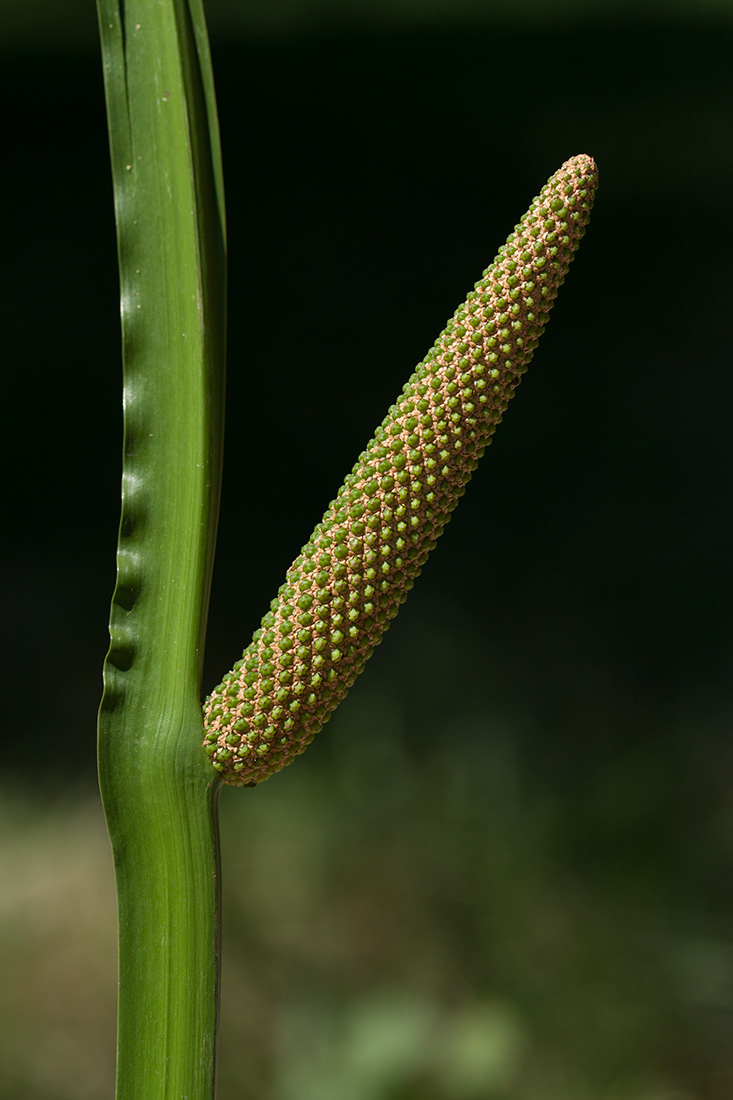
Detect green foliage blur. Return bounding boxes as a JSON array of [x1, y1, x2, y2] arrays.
[[3, 664, 733, 1098], [2, 0, 732, 1097]]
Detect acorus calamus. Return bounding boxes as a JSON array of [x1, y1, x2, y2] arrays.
[[203, 153, 598, 785]]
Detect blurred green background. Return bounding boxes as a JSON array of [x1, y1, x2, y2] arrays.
[[2, 0, 732, 1097]]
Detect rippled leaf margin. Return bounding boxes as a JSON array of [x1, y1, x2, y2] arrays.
[[95, 0, 226, 1096]]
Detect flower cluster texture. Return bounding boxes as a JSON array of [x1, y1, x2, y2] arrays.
[[203, 154, 598, 785]]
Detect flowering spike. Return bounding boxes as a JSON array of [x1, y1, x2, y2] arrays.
[[203, 155, 598, 785]]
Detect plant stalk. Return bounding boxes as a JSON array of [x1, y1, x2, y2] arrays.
[[96, 0, 226, 1096]]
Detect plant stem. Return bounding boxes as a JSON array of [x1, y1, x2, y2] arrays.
[[96, 0, 226, 1095], [104, 751, 222, 1098]]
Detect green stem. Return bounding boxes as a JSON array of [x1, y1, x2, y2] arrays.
[[95, 0, 226, 1096], [105, 755, 222, 1097]]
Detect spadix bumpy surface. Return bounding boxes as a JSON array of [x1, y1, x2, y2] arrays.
[[203, 154, 597, 785]]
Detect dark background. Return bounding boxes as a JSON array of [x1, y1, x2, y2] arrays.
[[2, 4, 733, 1098]]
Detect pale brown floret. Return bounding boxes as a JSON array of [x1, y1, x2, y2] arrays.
[[203, 155, 598, 785]]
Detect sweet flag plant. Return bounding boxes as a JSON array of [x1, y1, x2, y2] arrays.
[[95, 0, 597, 1094], [203, 155, 597, 787]]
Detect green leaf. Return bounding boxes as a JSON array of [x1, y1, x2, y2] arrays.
[[95, 0, 226, 1096]]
